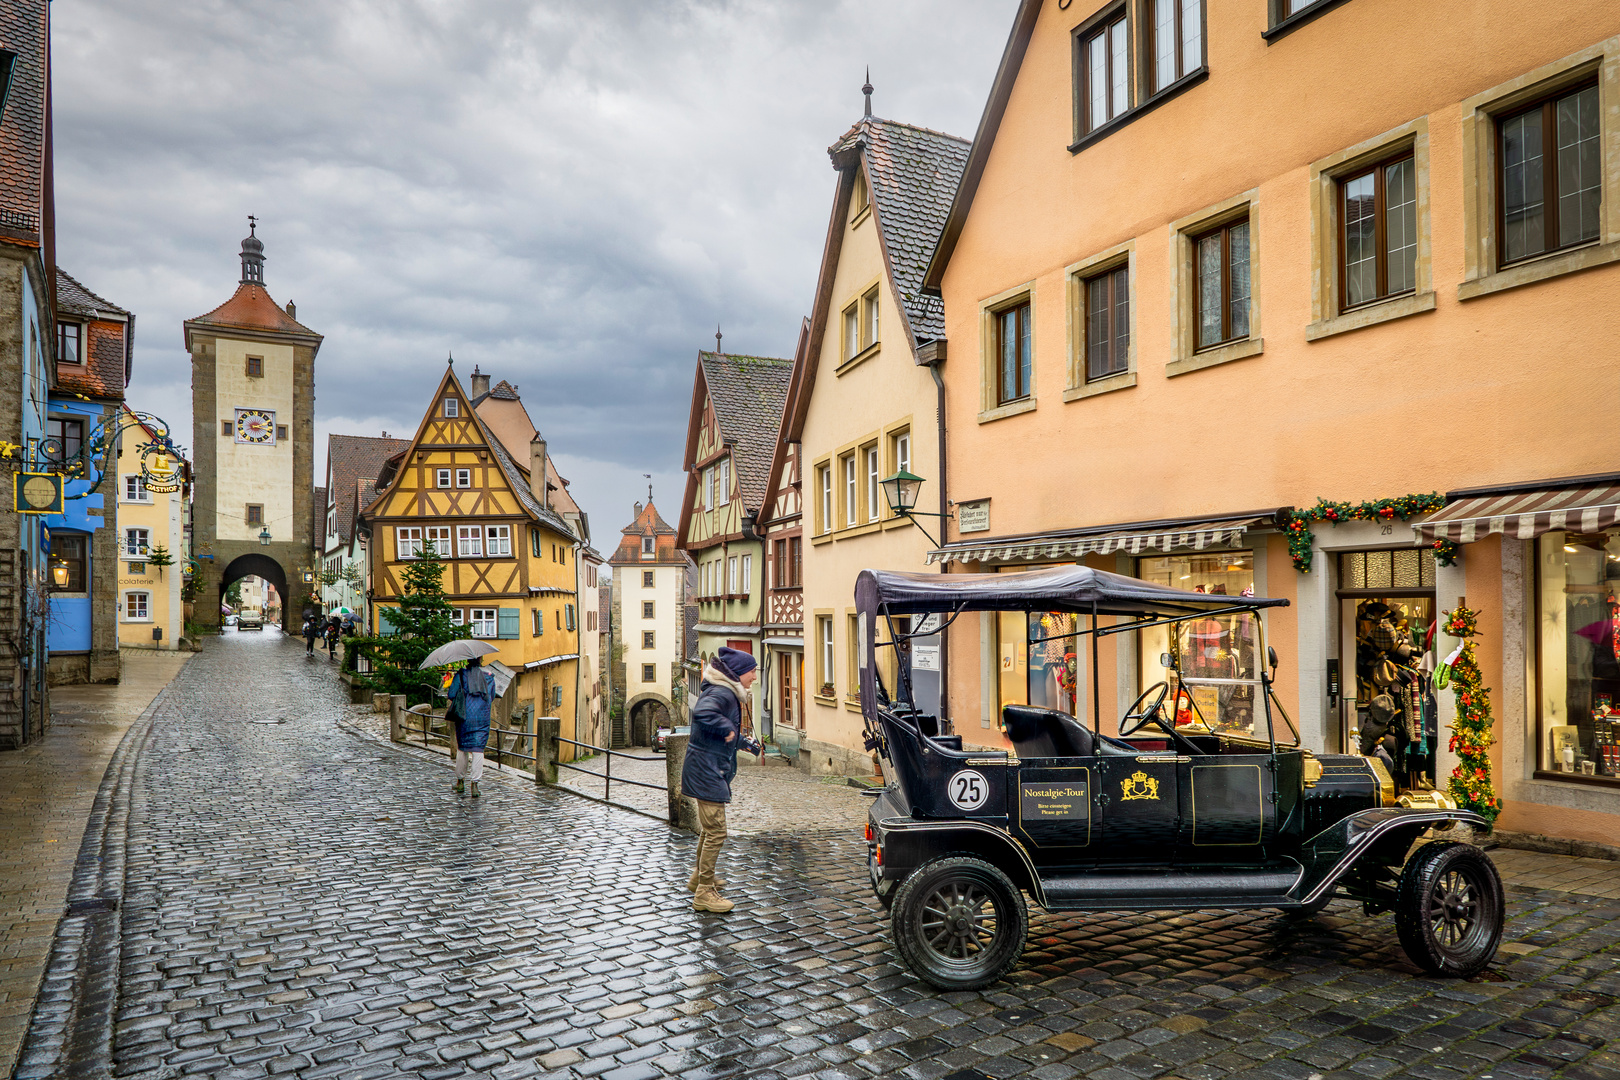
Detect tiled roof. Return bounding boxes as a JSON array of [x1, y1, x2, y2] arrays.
[[489, 379, 520, 401], [0, 3, 46, 234], [187, 282, 319, 339], [312, 487, 327, 551], [325, 434, 410, 549], [829, 117, 969, 343], [57, 269, 128, 318], [471, 406, 577, 540], [700, 351, 792, 514], [609, 499, 686, 565]]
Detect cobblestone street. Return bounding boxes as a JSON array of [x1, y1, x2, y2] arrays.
[[11, 631, 1620, 1080]]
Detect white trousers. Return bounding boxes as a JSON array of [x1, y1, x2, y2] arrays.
[[454, 750, 484, 781]]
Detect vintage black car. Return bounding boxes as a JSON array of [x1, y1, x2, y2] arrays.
[[857, 565, 1503, 990]]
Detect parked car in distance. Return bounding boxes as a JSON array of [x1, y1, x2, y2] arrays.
[[655, 725, 689, 752], [237, 608, 264, 631], [222, 613, 238, 628]]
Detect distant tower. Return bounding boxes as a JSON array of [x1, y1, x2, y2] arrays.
[[183, 222, 323, 627]]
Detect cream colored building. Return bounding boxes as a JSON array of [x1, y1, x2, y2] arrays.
[[784, 102, 968, 771], [609, 498, 691, 745], [116, 414, 189, 650]]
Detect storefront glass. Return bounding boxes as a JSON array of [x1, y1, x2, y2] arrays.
[[1139, 552, 1259, 734], [995, 566, 1080, 718], [1538, 529, 1620, 782]]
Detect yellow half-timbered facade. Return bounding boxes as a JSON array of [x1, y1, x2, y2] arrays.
[[362, 366, 582, 736]]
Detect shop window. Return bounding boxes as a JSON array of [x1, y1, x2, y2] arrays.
[[1083, 264, 1130, 382], [1537, 530, 1620, 782], [1499, 82, 1600, 266], [995, 568, 1080, 719], [51, 534, 85, 592], [1339, 548, 1436, 590], [1341, 153, 1418, 309], [1076, 6, 1130, 136], [1194, 218, 1251, 350], [1139, 553, 1259, 735]]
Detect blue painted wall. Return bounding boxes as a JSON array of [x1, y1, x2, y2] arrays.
[[43, 395, 109, 654]]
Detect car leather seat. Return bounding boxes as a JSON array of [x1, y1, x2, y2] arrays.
[[1001, 705, 1064, 757]]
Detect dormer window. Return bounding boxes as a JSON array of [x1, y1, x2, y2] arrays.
[[58, 322, 80, 365], [641, 535, 654, 558]]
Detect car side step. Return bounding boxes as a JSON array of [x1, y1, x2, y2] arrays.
[[1041, 864, 1302, 911]]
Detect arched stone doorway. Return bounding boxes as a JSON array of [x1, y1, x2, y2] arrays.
[[219, 553, 289, 630], [624, 692, 672, 747]]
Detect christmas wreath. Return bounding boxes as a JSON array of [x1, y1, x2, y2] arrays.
[[1441, 606, 1500, 823], [1285, 493, 1451, 572]]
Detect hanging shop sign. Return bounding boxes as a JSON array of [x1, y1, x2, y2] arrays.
[[14, 472, 64, 514]]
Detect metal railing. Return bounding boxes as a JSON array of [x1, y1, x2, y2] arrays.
[[400, 706, 540, 772], [554, 736, 667, 802]]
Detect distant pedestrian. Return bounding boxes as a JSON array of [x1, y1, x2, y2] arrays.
[[301, 616, 318, 656], [324, 615, 341, 657], [680, 646, 760, 914], [447, 657, 493, 797]]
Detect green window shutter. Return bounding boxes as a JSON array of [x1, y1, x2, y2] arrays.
[[378, 608, 399, 637], [498, 608, 520, 639], [532, 608, 543, 637]]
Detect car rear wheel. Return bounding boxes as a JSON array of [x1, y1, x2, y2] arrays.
[[1394, 841, 1503, 977], [892, 855, 1027, 991]]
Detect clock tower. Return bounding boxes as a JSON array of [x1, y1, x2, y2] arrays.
[[185, 223, 323, 628]]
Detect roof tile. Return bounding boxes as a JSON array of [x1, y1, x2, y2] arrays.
[[699, 351, 793, 514]]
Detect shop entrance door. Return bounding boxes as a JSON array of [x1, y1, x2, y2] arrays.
[[1334, 548, 1439, 792]]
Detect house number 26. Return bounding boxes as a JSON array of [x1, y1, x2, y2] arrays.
[[948, 770, 989, 811]]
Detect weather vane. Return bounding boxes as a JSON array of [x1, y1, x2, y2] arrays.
[[247, 214, 257, 235], [643, 473, 652, 502], [715, 325, 722, 354]]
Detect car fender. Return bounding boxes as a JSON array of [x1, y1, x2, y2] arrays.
[[1293, 807, 1490, 906], [871, 817, 1044, 903]]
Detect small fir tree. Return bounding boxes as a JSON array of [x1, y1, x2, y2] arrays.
[[351, 543, 470, 703]]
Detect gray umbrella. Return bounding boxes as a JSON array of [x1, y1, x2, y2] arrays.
[[417, 639, 500, 669]]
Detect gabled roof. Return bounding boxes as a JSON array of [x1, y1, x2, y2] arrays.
[[609, 499, 689, 566], [56, 269, 128, 319], [922, 0, 1044, 293], [183, 282, 322, 350], [325, 434, 410, 549], [760, 318, 811, 528], [688, 351, 793, 514], [55, 270, 133, 401], [829, 117, 969, 344], [312, 487, 327, 552]]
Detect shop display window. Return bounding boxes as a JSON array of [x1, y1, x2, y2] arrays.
[[1537, 530, 1620, 783], [995, 565, 1080, 719], [1140, 552, 1258, 734], [1343, 592, 1435, 789]]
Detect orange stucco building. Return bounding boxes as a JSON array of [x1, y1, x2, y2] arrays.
[[920, 0, 1620, 848]]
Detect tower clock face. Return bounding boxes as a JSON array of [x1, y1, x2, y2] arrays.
[[235, 408, 276, 445]]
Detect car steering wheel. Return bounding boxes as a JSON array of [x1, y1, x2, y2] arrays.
[[1118, 682, 1169, 737]]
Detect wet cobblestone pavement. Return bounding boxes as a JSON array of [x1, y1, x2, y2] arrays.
[[16, 631, 1620, 1080]]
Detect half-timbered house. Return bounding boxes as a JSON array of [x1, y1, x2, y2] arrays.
[[675, 347, 792, 732], [756, 319, 810, 747], [361, 364, 582, 745]]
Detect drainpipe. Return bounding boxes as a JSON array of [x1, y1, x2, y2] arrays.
[[929, 359, 950, 733]]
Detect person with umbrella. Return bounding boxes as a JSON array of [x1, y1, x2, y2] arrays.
[[420, 640, 500, 797]]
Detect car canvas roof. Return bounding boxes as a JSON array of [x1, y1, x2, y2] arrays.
[[856, 565, 1289, 619]]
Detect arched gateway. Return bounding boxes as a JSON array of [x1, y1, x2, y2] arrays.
[[185, 224, 323, 629]]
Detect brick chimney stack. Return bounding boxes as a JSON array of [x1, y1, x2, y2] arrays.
[[470, 365, 490, 399]]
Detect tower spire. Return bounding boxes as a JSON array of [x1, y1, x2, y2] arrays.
[[862, 67, 873, 117], [239, 216, 265, 286], [715, 325, 722, 354]]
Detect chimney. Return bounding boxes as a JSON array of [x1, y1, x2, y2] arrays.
[[634, 501, 643, 519], [284, 300, 296, 319], [529, 433, 548, 509], [470, 365, 490, 399]]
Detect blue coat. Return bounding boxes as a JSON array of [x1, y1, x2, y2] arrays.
[[680, 681, 741, 803], [448, 668, 492, 751]]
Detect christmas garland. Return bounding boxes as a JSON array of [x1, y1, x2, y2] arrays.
[[1284, 493, 1453, 572], [1441, 606, 1500, 823]]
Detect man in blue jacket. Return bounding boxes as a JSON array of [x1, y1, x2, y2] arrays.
[[680, 646, 760, 913]]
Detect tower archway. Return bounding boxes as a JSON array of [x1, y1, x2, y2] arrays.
[[219, 553, 289, 629]]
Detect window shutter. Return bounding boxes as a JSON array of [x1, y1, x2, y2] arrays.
[[566, 604, 576, 631], [498, 608, 520, 639]]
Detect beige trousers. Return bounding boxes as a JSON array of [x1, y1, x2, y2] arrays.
[[694, 799, 727, 887]]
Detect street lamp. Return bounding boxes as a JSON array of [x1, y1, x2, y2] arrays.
[[880, 469, 945, 548], [258, 527, 272, 546]]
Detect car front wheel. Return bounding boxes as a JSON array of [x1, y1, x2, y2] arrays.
[[1394, 840, 1503, 977], [891, 855, 1027, 991]]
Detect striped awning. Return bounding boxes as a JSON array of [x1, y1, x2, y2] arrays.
[[1413, 484, 1620, 543], [927, 517, 1266, 566]]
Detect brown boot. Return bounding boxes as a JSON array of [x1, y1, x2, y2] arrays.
[[692, 885, 734, 913], [687, 872, 726, 893]]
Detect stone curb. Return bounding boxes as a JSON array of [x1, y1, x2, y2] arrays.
[[334, 714, 675, 826], [12, 677, 179, 1080]]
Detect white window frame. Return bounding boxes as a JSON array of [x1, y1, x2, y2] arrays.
[[124, 528, 149, 557], [455, 468, 472, 488], [396, 527, 423, 559], [124, 590, 151, 622], [820, 617, 834, 692], [436, 468, 452, 487], [843, 455, 857, 527], [819, 465, 832, 534], [741, 554, 752, 595], [703, 466, 714, 511], [486, 525, 512, 557], [865, 445, 880, 521], [123, 475, 150, 503], [443, 397, 459, 417], [717, 457, 731, 506], [894, 431, 911, 477], [424, 526, 452, 559], [641, 535, 654, 557], [469, 608, 497, 637], [457, 526, 483, 558], [727, 556, 738, 595]]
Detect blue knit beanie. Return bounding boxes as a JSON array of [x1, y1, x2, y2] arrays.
[[714, 646, 757, 679]]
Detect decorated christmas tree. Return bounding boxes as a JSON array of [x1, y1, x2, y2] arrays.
[[352, 542, 469, 702], [1442, 605, 1500, 823]]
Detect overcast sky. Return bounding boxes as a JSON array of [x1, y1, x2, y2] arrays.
[[50, 0, 1015, 552]]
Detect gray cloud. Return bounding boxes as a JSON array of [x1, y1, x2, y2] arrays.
[[51, 0, 1015, 541]]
